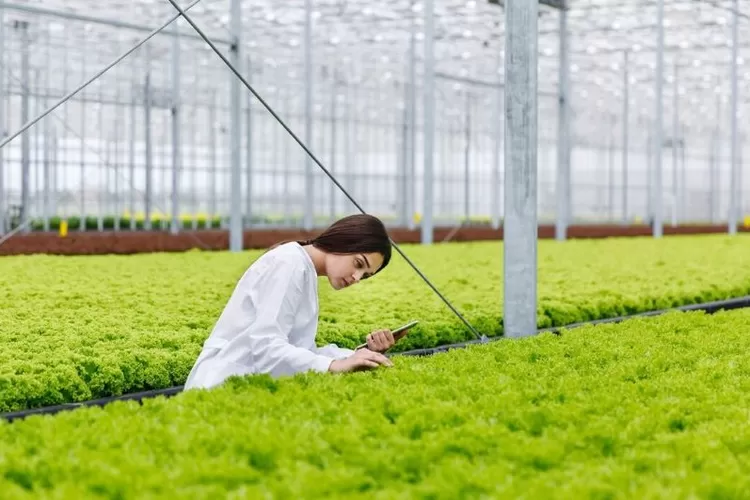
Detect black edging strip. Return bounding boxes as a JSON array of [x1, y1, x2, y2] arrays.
[[2, 295, 750, 424], [397, 295, 750, 357]]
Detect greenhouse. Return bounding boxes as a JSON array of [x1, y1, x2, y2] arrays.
[[0, 0, 749, 496]]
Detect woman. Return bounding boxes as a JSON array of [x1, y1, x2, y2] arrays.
[[184, 213, 397, 390]]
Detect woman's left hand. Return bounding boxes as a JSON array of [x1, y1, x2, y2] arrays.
[[366, 329, 396, 353]]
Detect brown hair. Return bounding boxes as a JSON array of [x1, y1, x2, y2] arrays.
[[275, 214, 392, 274]]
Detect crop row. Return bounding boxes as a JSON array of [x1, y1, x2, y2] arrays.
[[1, 234, 749, 413], [1, 309, 749, 497]]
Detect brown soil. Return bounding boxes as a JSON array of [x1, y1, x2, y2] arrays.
[[1, 224, 747, 256]]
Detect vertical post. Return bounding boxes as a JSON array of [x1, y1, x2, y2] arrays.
[[171, 20, 181, 235], [114, 87, 121, 231], [0, 7, 5, 235], [710, 120, 718, 224], [680, 128, 686, 221], [399, 65, 409, 226], [43, 68, 51, 232], [129, 92, 136, 231], [422, 0, 435, 244], [246, 55, 253, 228], [303, 0, 314, 230], [330, 72, 338, 220], [608, 120, 614, 221], [144, 46, 153, 231], [210, 92, 217, 220], [463, 91, 471, 223], [555, 5, 570, 241], [19, 21, 30, 228], [621, 50, 629, 224], [504, 0, 538, 337], [729, 0, 739, 234], [653, 0, 664, 237], [229, 0, 243, 250], [671, 61, 678, 227], [491, 49, 502, 230], [408, 4, 417, 230]]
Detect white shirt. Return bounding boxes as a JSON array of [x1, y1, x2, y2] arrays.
[[183, 242, 355, 390]]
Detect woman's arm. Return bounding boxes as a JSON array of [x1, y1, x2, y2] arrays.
[[220, 256, 337, 378]]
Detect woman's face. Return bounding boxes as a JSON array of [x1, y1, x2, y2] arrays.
[[325, 251, 384, 290]]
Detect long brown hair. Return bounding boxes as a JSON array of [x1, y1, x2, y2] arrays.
[[272, 214, 392, 274]]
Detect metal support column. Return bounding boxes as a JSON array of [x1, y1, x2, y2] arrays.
[[19, 20, 30, 228], [422, 0, 435, 244], [129, 93, 136, 231], [144, 46, 153, 231], [245, 55, 253, 228], [229, 0, 243, 249], [622, 50, 629, 224], [408, 4, 417, 230], [729, 0, 739, 234], [555, 5, 570, 241], [653, 0, 664, 237], [303, 0, 314, 230], [463, 92, 471, 223], [330, 73, 338, 220], [0, 7, 5, 235], [399, 65, 409, 226], [209, 92, 217, 220], [491, 48, 502, 230], [170, 20, 181, 235], [671, 61, 678, 227], [504, 0, 538, 337]]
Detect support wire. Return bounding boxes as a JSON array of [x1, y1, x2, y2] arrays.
[[0, 0, 203, 152], [165, 0, 486, 342]]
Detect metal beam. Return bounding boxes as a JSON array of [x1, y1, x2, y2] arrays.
[[422, 0, 435, 245], [488, 0, 565, 9], [0, 1, 232, 45], [228, 0, 242, 251], [503, 0, 538, 338]]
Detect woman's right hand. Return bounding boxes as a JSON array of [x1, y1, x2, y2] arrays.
[[328, 348, 393, 373]]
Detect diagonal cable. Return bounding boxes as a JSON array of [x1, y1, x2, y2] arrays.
[[165, 0, 486, 342], [0, 0, 202, 152]]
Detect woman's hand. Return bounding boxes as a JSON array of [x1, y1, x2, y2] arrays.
[[365, 328, 396, 353], [328, 348, 393, 373]]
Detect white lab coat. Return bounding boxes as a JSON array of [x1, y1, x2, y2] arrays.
[[183, 242, 355, 390]]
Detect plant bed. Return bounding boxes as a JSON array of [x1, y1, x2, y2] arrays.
[[1, 234, 750, 414], [0, 309, 749, 497]]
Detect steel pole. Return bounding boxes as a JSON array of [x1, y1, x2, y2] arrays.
[[229, 0, 243, 250], [0, 7, 5, 235], [555, 5, 570, 240], [19, 21, 30, 228], [245, 55, 253, 228], [622, 50, 629, 224], [422, 0, 435, 244], [303, 0, 314, 230], [671, 61, 678, 227], [504, 0, 538, 338], [653, 0, 664, 237], [729, 0, 739, 234], [171, 20, 181, 234]]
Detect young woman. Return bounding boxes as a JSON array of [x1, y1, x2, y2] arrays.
[[184, 213, 397, 390]]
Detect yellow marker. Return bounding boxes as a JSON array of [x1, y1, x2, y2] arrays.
[[59, 220, 68, 237], [744, 215, 750, 228]]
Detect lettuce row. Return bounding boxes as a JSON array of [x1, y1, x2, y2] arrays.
[[0, 234, 749, 413], [1, 309, 750, 497]]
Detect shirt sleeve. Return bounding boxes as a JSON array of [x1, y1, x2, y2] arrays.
[[313, 344, 355, 360], [217, 255, 336, 378]]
